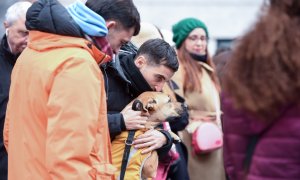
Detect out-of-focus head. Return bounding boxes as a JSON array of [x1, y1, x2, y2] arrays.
[[269, 0, 300, 16], [4, 1, 32, 55], [172, 17, 209, 55], [134, 38, 178, 92], [222, 0, 300, 120], [131, 22, 163, 48], [86, 0, 140, 54]]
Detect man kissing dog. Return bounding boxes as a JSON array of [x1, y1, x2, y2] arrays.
[[101, 39, 182, 179]]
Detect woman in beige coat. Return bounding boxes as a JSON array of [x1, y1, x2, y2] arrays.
[[171, 17, 226, 180]]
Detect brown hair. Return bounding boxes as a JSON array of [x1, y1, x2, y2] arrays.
[[224, 0, 300, 120], [177, 46, 220, 94]]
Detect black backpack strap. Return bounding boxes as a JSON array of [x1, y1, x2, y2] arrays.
[[243, 121, 274, 178], [243, 135, 259, 172], [119, 130, 136, 180]]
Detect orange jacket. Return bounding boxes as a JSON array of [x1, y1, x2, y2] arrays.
[[4, 31, 115, 179]]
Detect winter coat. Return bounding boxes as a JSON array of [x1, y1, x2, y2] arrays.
[[222, 95, 300, 180], [172, 60, 226, 180], [3, 0, 115, 179], [0, 35, 18, 180]]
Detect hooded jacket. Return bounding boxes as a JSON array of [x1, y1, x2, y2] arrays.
[[3, 0, 115, 179]]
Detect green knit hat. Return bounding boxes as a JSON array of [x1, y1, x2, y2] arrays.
[[172, 17, 209, 48]]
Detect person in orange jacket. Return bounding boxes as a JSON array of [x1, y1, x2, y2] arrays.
[[3, 0, 140, 179]]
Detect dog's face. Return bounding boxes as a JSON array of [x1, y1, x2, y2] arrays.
[[132, 91, 183, 129]]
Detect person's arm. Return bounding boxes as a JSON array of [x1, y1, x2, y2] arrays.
[[107, 110, 148, 140], [156, 129, 173, 157], [133, 128, 172, 156], [46, 58, 108, 179], [107, 113, 126, 140], [118, 100, 172, 154]]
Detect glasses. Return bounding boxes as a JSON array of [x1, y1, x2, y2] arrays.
[[187, 35, 208, 42]]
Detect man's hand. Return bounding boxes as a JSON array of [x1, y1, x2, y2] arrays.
[[133, 129, 167, 154], [121, 104, 148, 130]]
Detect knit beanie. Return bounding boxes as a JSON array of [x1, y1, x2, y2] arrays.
[[172, 17, 209, 48]]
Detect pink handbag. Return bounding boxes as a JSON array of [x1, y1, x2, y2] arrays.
[[191, 89, 223, 154], [192, 121, 223, 154]]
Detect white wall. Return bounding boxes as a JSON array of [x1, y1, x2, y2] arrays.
[[0, 0, 263, 54], [133, 0, 264, 53]]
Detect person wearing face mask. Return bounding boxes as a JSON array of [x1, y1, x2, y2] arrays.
[[0, 2, 32, 179], [171, 18, 226, 180]]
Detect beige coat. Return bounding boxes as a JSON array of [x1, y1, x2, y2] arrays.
[[172, 61, 226, 180]]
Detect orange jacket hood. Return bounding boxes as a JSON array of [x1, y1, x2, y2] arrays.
[[28, 31, 111, 64]]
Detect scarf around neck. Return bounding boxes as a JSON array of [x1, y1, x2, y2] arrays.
[[121, 54, 153, 95]]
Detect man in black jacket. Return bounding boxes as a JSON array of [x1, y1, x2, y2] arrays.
[[102, 39, 178, 156], [0, 2, 31, 179]]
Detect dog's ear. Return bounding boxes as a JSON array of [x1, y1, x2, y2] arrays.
[[145, 98, 157, 112], [132, 99, 144, 111]]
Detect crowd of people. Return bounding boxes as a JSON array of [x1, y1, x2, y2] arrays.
[[0, 0, 299, 180]]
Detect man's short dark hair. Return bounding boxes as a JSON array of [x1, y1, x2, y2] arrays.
[[137, 38, 179, 72], [86, 0, 140, 36]]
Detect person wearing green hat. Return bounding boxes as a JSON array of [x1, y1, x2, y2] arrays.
[[171, 17, 226, 180]]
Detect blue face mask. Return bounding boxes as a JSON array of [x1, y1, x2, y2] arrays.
[[189, 53, 207, 63]]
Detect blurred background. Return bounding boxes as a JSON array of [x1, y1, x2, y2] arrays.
[[0, 0, 263, 55]]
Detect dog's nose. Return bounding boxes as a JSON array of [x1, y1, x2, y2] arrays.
[[181, 103, 188, 109], [177, 103, 185, 114], [174, 102, 187, 115]]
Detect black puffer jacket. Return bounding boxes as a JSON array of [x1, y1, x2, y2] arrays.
[[101, 49, 173, 156]]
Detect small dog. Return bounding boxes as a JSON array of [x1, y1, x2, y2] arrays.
[[111, 91, 183, 180]]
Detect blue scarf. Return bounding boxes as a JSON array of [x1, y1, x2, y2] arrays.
[[67, 1, 108, 37]]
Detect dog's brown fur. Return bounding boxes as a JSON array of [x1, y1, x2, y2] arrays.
[[125, 91, 182, 179], [132, 91, 182, 129]]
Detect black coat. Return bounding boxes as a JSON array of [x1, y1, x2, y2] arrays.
[[101, 51, 173, 156], [0, 35, 18, 180]]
